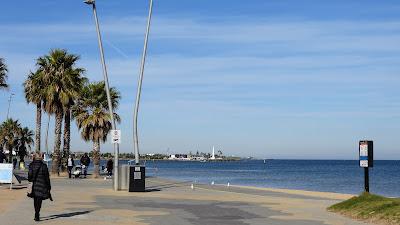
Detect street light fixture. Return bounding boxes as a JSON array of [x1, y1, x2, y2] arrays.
[[84, 0, 95, 5], [84, 0, 120, 191]]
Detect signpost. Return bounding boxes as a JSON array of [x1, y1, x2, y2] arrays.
[[111, 130, 121, 144], [359, 140, 373, 193], [0, 164, 13, 189]]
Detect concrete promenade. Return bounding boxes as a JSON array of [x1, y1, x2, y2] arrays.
[[0, 175, 371, 225]]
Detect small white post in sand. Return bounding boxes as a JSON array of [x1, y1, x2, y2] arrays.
[[191, 183, 194, 190], [211, 181, 214, 185], [227, 182, 230, 187]]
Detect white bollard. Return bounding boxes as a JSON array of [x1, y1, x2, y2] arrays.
[[191, 183, 194, 190], [227, 182, 230, 187], [211, 181, 215, 185]]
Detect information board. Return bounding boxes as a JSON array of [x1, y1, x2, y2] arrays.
[[359, 141, 373, 168], [0, 164, 13, 183]]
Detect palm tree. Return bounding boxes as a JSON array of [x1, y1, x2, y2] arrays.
[[37, 49, 85, 175], [17, 127, 34, 162], [0, 58, 8, 89], [72, 82, 120, 178], [0, 119, 21, 162], [23, 71, 44, 153]]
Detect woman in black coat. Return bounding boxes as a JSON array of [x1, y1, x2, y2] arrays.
[[28, 153, 51, 222]]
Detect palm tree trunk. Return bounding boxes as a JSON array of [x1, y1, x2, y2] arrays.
[[45, 114, 50, 154], [51, 111, 63, 175], [61, 109, 71, 172], [93, 139, 100, 178], [35, 102, 41, 153]]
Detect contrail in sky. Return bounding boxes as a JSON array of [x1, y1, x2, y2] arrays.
[[104, 39, 130, 59]]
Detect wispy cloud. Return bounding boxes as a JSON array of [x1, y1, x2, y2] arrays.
[[2, 16, 400, 51]]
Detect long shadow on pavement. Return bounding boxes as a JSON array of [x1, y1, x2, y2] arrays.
[[40, 210, 93, 221]]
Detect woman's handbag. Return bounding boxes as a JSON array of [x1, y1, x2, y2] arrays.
[[27, 163, 43, 198]]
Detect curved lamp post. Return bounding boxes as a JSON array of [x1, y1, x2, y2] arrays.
[[84, 0, 120, 191], [133, 0, 154, 165]]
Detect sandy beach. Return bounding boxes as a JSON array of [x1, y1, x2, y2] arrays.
[[0, 175, 371, 225], [231, 184, 355, 200]]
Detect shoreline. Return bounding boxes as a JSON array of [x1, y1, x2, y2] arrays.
[[148, 176, 358, 200], [149, 177, 355, 201], [230, 184, 355, 200]]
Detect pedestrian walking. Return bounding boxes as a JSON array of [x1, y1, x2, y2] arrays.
[[0, 150, 6, 163], [106, 158, 113, 177], [67, 155, 75, 179], [80, 153, 90, 178], [28, 152, 52, 222]]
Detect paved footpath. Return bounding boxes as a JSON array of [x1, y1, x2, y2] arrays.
[[0, 176, 371, 225]]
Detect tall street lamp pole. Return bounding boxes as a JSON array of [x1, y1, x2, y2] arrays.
[[6, 93, 14, 119], [84, 0, 120, 191], [133, 0, 154, 165]]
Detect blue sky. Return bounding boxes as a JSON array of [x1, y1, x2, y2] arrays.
[[1, 0, 400, 159]]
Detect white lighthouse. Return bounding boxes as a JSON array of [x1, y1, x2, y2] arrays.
[[210, 146, 216, 160]]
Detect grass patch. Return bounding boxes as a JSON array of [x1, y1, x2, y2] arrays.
[[328, 192, 400, 225]]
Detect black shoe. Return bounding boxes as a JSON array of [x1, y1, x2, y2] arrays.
[[34, 213, 40, 221]]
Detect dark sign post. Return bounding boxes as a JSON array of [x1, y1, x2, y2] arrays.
[[359, 140, 373, 193]]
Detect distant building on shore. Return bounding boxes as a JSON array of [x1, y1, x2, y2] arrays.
[[166, 146, 226, 161], [169, 154, 190, 160]]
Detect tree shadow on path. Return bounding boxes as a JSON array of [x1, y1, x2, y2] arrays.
[[40, 210, 93, 221]]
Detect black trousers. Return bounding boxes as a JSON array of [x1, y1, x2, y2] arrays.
[[67, 166, 73, 178], [34, 197, 42, 216]]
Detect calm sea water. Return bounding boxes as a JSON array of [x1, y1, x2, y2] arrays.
[[144, 160, 400, 197], [69, 159, 400, 197]]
